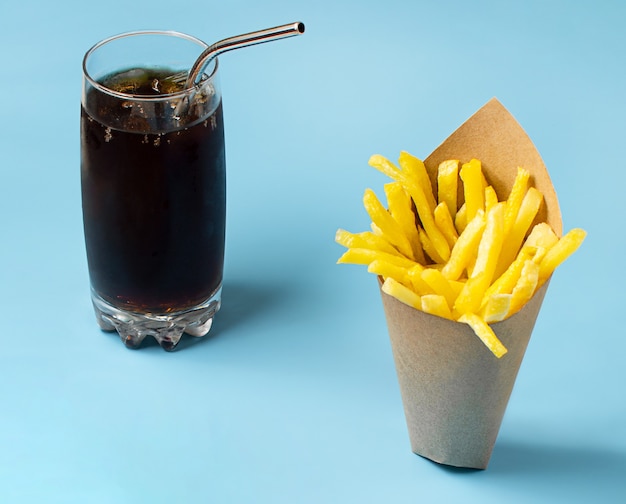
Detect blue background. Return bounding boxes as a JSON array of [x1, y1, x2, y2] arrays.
[[1, 0, 624, 502]]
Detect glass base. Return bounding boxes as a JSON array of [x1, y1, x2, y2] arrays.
[[91, 287, 221, 351]]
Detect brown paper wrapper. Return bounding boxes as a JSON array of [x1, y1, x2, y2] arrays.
[[380, 98, 562, 469]]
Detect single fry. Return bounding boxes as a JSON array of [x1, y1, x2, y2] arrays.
[[368, 154, 403, 180], [437, 159, 459, 220], [337, 248, 416, 269], [472, 202, 506, 288], [523, 222, 559, 250], [504, 167, 530, 235], [382, 277, 421, 310], [398, 151, 437, 211], [335, 229, 400, 256], [421, 268, 457, 309], [538, 228, 587, 283], [508, 260, 540, 316], [482, 246, 534, 301], [419, 227, 446, 264], [455, 203, 468, 233], [434, 202, 459, 249], [368, 259, 411, 286], [421, 294, 453, 320], [405, 181, 451, 262], [484, 185, 499, 212], [448, 279, 465, 299], [460, 159, 485, 222], [407, 263, 433, 296], [458, 313, 508, 358], [481, 293, 512, 323], [464, 248, 478, 279], [453, 272, 488, 316], [441, 210, 486, 280]]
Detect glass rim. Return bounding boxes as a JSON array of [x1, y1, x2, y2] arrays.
[[82, 30, 219, 102]]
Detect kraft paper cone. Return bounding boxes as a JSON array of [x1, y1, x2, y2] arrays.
[[381, 98, 562, 469]]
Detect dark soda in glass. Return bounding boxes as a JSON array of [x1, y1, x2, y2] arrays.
[[81, 67, 226, 314]]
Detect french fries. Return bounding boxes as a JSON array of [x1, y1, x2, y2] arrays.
[[336, 152, 586, 358]]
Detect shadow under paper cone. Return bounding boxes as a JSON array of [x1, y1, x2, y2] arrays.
[[381, 98, 562, 469]]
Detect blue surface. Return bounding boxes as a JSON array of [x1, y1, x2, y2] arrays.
[[1, 0, 625, 502]]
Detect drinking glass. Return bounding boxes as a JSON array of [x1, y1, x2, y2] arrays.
[[81, 31, 226, 350]]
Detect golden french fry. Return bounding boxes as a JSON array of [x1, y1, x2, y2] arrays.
[[458, 313, 508, 358], [384, 182, 426, 263], [465, 248, 479, 278], [437, 159, 459, 220], [460, 159, 485, 222], [472, 202, 506, 288], [335, 229, 401, 256], [421, 268, 457, 309], [398, 151, 437, 211], [363, 188, 415, 259], [504, 167, 530, 235], [538, 228, 587, 283], [418, 227, 446, 264], [481, 293, 512, 323], [434, 202, 459, 249], [407, 263, 433, 296], [421, 294, 453, 320], [524, 222, 559, 250], [496, 186, 543, 277], [484, 185, 499, 212], [382, 277, 421, 310], [337, 248, 417, 269], [482, 246, 534, 302], [453, 272, 488, 316], [448, 279, 465, 299], [405, 181, 451, 262], [385, 182, 414, 227], [508, 260, 540, 316], [441, 210, 486, 280], [367, 259, 411, 286], [454, 202, 468, 233], [368, 154, 403, 180]]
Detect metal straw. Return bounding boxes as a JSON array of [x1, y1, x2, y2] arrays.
[[185, 21, 305, 88]]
